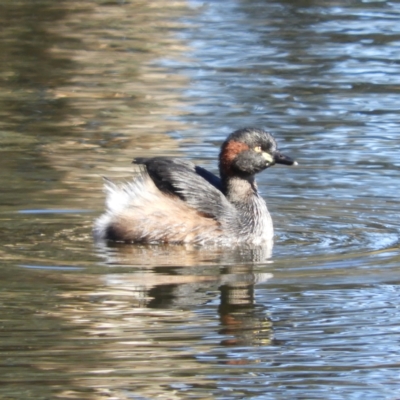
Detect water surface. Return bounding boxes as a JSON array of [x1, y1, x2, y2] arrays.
[[1, 0, 400, 399]]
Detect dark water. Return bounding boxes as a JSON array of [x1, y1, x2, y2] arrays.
[[1, 0, 400, 398]]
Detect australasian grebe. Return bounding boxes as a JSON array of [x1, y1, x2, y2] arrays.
[[94, 128, 297, 244]]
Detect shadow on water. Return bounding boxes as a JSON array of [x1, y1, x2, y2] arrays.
[[0, 1, 77, 209], [3, 241, 276, 398], [0, 1, 75, 121]]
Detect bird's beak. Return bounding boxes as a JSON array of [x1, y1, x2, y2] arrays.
[[274, 151, 298, 166]]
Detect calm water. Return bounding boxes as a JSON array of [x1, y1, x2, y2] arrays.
[[1, 0, 400, 398]]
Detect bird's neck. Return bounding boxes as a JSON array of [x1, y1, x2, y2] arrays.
[[222, 175, 258, 203], [222, 175, 273, 241]]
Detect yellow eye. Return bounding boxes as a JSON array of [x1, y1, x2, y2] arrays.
[[254, 146, 262, 152]]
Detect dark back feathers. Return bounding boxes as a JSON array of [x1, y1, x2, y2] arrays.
[[133, 157, 232, 220]]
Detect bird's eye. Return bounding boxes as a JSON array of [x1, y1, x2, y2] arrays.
[[254, 146, 262, 152]]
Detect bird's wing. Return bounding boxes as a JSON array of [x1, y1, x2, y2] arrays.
[[133, 157, 233, 220]]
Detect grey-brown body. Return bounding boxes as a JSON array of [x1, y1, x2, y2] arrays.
[[93, 128, 296, 245]]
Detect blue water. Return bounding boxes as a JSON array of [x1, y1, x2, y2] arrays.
[[0, 0, 399, 399]]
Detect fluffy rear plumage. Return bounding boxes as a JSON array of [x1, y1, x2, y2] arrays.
[[93, 171, 225, 244]]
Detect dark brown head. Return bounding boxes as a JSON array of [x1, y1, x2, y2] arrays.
[[219, 128, 296, 179]]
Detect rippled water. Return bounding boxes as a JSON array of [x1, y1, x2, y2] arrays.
[[1, 0, 400, 399]]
